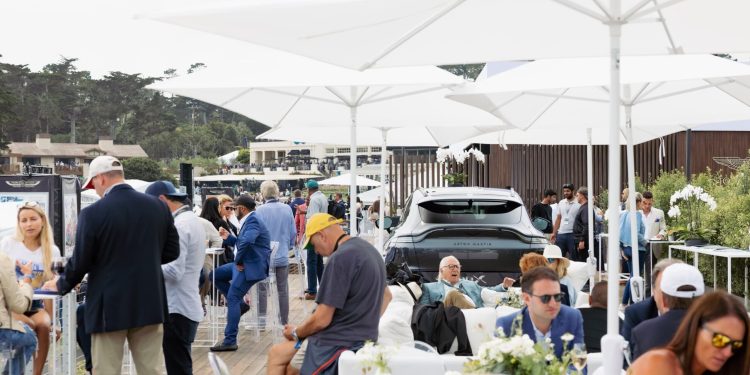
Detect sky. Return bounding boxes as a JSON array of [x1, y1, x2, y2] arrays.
[[0, 0, 292, 78]]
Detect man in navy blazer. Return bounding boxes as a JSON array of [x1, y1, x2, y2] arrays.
[[46, 156, 180, 374], [211, 195, 272, 351], [496, 267, 584, 359]]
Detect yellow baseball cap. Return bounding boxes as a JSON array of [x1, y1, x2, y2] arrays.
[[302, 213, 343, 250]]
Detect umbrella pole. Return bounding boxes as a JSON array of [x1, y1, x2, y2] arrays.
[[378, 129, 387, 253], [349, 104, 358, 236], [625, 87, 644, 303], [602, 0, 626, 372], [587, 129, 596, 290]]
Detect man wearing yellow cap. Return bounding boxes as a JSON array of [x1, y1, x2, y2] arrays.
[[281, 213, 391, 375]]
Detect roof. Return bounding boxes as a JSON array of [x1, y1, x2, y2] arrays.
[[8, 142, 148, 158]]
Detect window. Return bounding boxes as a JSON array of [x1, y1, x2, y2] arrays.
[[371, 147, 382, 153], [86, 149, 104, 157], [325, 148, 335, 154], [337, 147, 350, 154], [356, 147, 368, 153], [417, 199, 522, 225]]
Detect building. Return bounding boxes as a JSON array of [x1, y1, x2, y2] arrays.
[[1, 134, 148, 176], [247, 140, 385, 174]]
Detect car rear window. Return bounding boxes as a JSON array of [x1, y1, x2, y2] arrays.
[[417, 199, 523, 225]]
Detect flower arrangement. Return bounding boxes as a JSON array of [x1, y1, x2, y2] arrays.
[[355, 341, 394, 374], [437, 147, 485, 186], [464, 317, 574, 375], [667, 184, 717, 243]]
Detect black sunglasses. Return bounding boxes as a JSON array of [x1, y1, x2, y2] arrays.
[[531, 293, 565, 304], [224, 206, 236, 211]]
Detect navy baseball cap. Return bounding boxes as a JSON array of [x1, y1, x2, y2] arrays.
[[145, 180, 187, 198]]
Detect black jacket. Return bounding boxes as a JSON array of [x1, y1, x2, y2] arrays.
[[573, 202, 589, 245], [621, 297, 659, 344], [411, 302, 472, 355], [58, 184, 180, 333], [631, 309, 688, 360], [579, 306, 623, 353]]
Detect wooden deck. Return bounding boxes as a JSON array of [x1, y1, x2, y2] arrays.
[[192, 268, 313, 375]]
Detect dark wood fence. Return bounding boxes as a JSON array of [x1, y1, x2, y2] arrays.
[[388, 131, 750, 210]]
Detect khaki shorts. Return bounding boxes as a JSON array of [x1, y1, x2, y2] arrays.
[[290, 339, 308, 370]]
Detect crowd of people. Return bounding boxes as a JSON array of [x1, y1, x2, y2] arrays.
[[0, 158, 748, 375]]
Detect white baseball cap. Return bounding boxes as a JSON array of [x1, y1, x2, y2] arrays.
[[660, 263, 705, 298], [83, 155, 123, 190]]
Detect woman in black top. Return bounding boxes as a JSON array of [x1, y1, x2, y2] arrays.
[[200, 197, 236, 263]]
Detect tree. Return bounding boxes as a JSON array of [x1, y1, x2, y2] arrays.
[[236, 149, 250, 164], [122, 157, 167, 182], [439, 64, 485, 81]]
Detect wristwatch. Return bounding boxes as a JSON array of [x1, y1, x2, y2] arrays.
[[291, 328, 300, 341]]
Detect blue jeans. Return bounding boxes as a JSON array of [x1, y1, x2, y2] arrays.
[[555, 232, 576, 259], [211, 263, 261, 346], [622, 247, 646, 304], [0, 325, 37, 375], [305, 252, 324, 295]]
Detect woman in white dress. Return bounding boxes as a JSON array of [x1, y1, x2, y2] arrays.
[[0, 202, 61, 375]]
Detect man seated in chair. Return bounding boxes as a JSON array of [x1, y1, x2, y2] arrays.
[[419, 256, 515, 309], [496, 266, 584, 359]]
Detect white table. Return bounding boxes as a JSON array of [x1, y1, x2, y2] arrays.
[[33, 291, 77, 375], [668, 245, 750, 305]]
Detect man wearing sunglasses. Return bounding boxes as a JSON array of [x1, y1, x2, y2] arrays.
[[496, 267, 584, 359], [630, 263, 704, 360]]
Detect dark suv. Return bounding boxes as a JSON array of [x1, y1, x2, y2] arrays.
[[384, 187, 547, 286]]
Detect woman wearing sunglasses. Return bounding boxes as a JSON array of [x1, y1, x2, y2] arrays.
[[629, 290, 750, 374], [0, 202, 61, 375]]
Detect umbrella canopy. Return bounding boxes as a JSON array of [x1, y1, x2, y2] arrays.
[[258, 125, 491, 147], [317, 173, 380, 187], [448, 55, 750, 129], [147, 0, 750, 70], [357, 188, 391, 205], [148, 58, 506, 237]]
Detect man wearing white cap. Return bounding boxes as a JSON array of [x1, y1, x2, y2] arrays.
[[44, 155, 180, 374], [630, 263, 705, 360]]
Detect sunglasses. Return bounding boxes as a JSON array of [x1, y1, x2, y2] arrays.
[[703, 326, 744, 351], [441, 264, 461, 270], [224, 206, 236, 211], [18, 201, 40, 209], [531, 293, 565, 304]]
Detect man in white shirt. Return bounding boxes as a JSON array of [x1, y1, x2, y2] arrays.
[[551, 183, 581, 260], [641, 191, 667, 240]]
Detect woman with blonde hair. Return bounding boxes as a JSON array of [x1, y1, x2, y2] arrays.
[[543, 244, 578, 306], [0, 202, 61, 375], [518, 251, 572, 306], [0, 250, 37, 374]]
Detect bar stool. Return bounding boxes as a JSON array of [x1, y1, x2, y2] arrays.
[[243, 242, 283, 342], [0, 341, 28, 375]]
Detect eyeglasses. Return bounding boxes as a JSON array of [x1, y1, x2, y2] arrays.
[[531, 293, 565, 304], [441, 264, 461, 270], [18, 201, 40, 209], [703, 326, 744, 351]]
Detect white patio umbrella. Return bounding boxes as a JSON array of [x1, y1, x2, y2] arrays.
[[147, 2, 750, 370], [259, 117, 498, 251], [148, 58, 506, 236], [449, 54, 750, 305], [317, 173, 380, 187]]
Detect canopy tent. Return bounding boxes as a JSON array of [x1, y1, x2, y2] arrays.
[[148, 59, 507, 238], [357, 187, 391, 206], [147, 2, 750, 370], [317, 173, 380, 187]]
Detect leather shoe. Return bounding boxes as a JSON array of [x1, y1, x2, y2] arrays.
[[210, 343, 238, 352], [240, 303, 250, 316], [304, 292, 316, 300]]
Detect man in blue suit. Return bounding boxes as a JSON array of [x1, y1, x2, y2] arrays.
[[210, 195, 272, 352], [419, 256, 514, 308], [496, 267, 584, 359], [46, 155, 180, 374]]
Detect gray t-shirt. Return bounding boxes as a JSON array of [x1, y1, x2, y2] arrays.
[[310, 237, 386, 347]]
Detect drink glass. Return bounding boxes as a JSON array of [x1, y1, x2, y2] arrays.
[[51, 257, 66, 276], [570, 343, 587, 374]]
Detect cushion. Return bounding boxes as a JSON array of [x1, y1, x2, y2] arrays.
[[567, 261, 590, 291], [461, 307, 497, 354], [379, 286, 416, 346], [480, 288, 506, 308]]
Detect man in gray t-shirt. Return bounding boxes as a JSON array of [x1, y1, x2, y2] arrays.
[[282, 213, 391, 375], [303, 179, 330, 299]]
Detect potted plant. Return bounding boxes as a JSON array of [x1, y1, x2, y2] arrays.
[[667, 184, 717, 246], [436, 147, 485, 187]]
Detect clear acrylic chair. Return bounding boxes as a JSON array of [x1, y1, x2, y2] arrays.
[[243, 242, 283, 342], [0, 341, 28, 375], [292, 243, 309, 315]]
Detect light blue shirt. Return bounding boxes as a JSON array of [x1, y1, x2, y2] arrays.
[[530, 317, 551, 348], [619, 210, 646, 251], [255, 199, 296, 267], [162, 206, 206, 323]]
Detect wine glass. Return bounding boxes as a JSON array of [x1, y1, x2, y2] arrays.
[[51, 256, 66, 276], [570, 343, 587, 374]]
